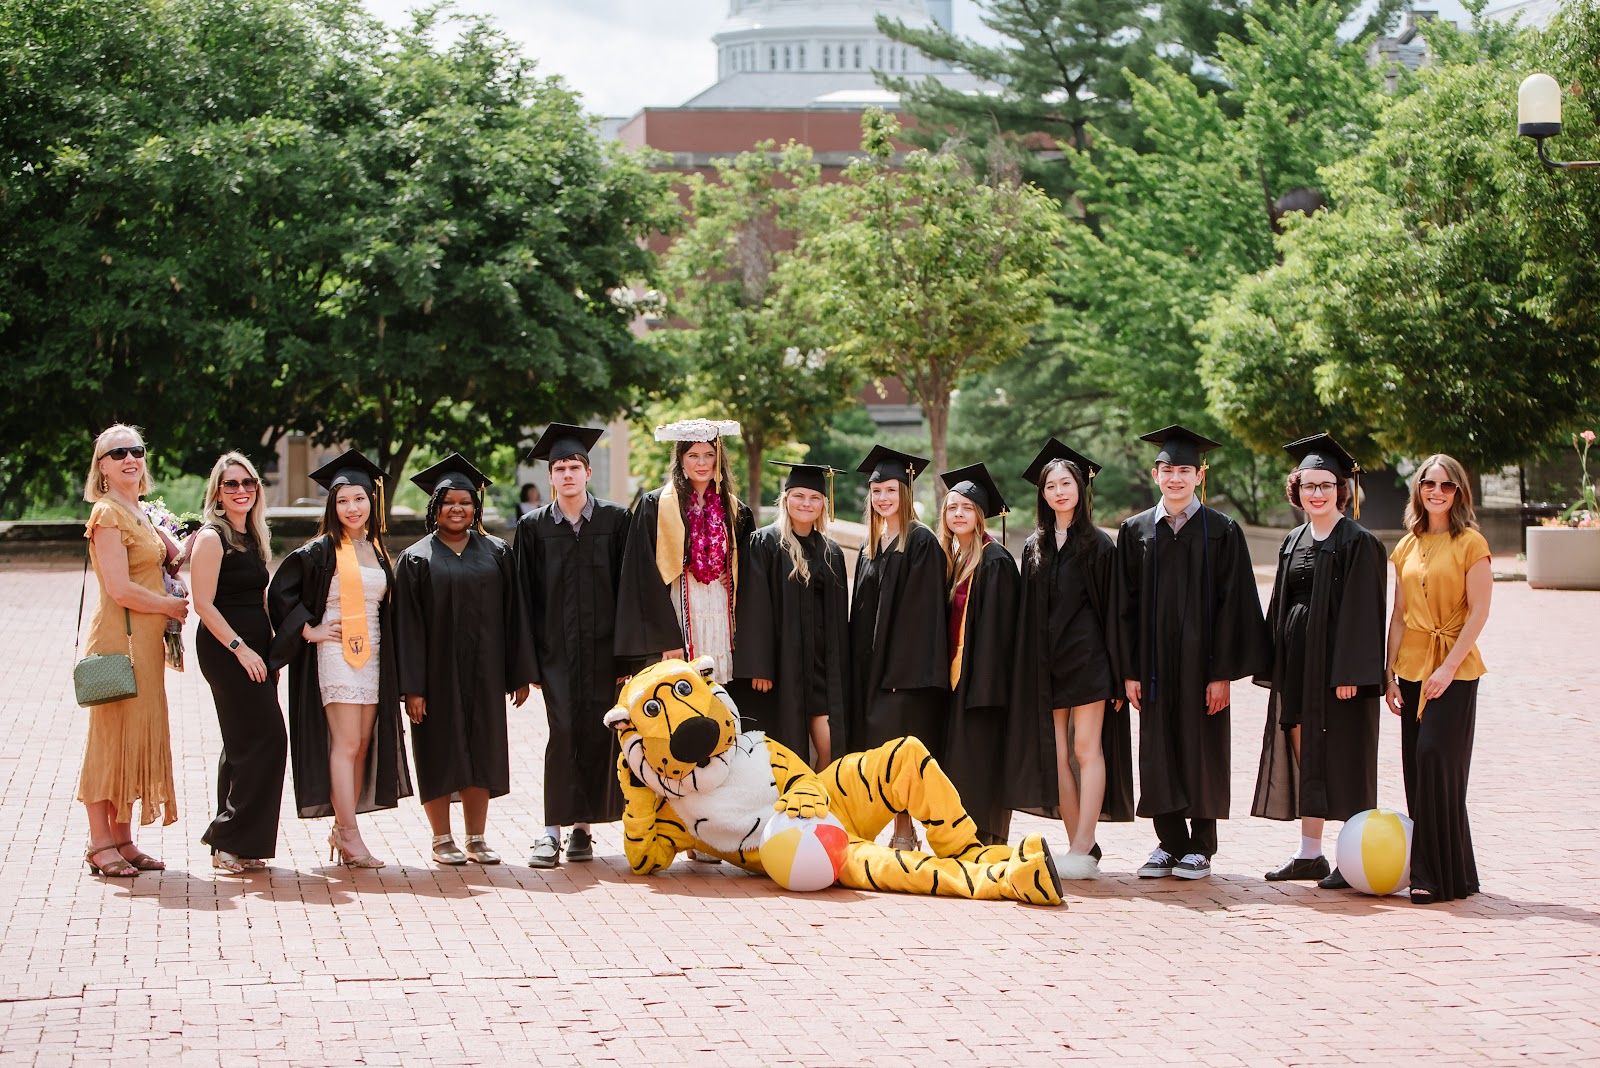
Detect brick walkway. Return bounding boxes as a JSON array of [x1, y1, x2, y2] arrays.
[[1, 563, 1596, 1065]]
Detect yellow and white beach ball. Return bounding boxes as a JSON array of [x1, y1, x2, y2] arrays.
[[1336, 809, 1415, 896], [759, 811, 849, 892]]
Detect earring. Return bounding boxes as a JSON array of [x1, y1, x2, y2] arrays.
[[98, 476, 108, 493], [214, 501, 226, 516]]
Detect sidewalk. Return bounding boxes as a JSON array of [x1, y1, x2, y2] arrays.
[[1, 564, 1596, 1065]]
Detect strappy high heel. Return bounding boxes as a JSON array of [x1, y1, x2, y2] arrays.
[[114, 841, 165, 871], [328, 825, 385, 869], [86, 844, 139, 878]]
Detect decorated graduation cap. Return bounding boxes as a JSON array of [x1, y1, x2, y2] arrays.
[[656, 417, 740, 491], [940, 463, 1008, 518], [410, 452, 491, 495], [1140, 424, 1223, 469], [310, 448, 385, 493], [1022, 437, 1102, 485], [857, 444, 931, 486], [1284, 432, 1362, 519], [529, 423, 604, 466]]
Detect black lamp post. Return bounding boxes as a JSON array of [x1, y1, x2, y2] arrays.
[[1518, 73, 1599, 170]]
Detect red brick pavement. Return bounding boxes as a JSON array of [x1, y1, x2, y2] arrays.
[[1, 563, 1596, 1066]]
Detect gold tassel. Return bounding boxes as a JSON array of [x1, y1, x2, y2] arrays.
[[1352, 463, 1362, 521], [477, 480, 489, 534], [1200, 461, 1208, 505], [826, 467, 836, 521]]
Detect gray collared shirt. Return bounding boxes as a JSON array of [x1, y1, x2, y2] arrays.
[[552, 492, 596, 534], [1155, 496, 1201, 533]]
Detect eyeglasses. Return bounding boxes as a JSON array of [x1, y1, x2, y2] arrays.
[[1300, 482, 1340, 496], [221, 478, 259, 493], [1419, 479, 1458, 494], [100, 446, 147, 461]]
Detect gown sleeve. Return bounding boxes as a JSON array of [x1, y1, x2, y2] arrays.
[[1081, 530, 1124, 694], [391, 546, 430, 700], [1253, 530, 1296, 689], [1115, 517, 1145, 684], [496, 535, 539, 692], [266, 543, 319, 672], [511, 514, 543, 689], [1329, 526, 1388, 696], [732, 531, 778, 683], [881, 526, 950, 692], [959, 544, 1020, 711], [614, 491, 684, 659], [1207, 515, 1271, 683]]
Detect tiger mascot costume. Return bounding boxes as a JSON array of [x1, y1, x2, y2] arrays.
[[603, 658, 1064, 906]]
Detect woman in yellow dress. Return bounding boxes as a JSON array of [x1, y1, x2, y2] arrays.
[[79, 424, 190, 877]]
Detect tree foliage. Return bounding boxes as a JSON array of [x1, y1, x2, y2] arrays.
[[658, 142, 859, 523], [788, 110, 1066, 495]]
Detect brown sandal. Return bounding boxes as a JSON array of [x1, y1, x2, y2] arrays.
[[86, 845, 139, 878], [114, 842, 165, 871]]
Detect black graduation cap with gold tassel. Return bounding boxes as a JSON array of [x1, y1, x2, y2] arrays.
[[411, 452, 493, 534], [1139, 424, 1223, 504], [940, 462, 1010, 541], [768, 461, 840, 518], [1283, 432, 1362, 520], [310, 448, 389, 534]]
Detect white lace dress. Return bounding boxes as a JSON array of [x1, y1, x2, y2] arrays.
[[317, 563, 387, 705], [670, 573, 734, 684]]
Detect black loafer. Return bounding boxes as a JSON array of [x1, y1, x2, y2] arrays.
[[1318, 867, 1350, 890], [1265, 856, 1331, 882], [1090, 843, 1103, 862]]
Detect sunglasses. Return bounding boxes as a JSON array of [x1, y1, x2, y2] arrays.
[[221, 478, 260, 493], [100, 446, 147, 461], [1419, 478, 1458, 494]]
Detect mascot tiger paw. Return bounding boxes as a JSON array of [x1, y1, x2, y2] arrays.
[[603, 659, 1064, 907]]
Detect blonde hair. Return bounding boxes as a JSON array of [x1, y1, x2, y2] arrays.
[[774, 487, 831, 585], [84, 424, 152, 502], [1404, 454, 1479, 537], [863, 478, 918, 560], [202, 452, 271, 563], [936, 490, 987, 600]]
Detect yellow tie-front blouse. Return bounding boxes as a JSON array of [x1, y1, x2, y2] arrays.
[[1390, 528, 1490, 688]]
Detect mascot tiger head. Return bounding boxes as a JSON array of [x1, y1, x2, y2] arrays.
[[604, 658, 741, 796]]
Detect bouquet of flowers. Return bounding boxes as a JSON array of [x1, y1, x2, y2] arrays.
[[1542, 431, 1598, 530], [142, 498, 196, 670]]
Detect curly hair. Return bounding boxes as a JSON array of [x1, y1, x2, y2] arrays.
[[1285, 468, 1352, 511], [424, 484, 485, 535]]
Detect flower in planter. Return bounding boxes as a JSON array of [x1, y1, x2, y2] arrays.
[[1542, 430, 1598, 529]]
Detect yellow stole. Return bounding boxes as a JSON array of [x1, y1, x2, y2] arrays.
[[654, 480, 739, 597], [334, 535, 372, 670]]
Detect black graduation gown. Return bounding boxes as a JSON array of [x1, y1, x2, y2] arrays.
[[846, 523, 949, 757], [1252, 517, 1387, 822], [392, 530, 536, 805], [266, 536, 414, 819], [728, 525, 851, 760], [1005, 528, 1136, 823], [514, 497, 640, 826], [1116, 504, 1269, 820], [614, 486, 755, 660], [941, 539, 1021, 845]]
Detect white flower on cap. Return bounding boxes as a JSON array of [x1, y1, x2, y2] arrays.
[[654, 418, 742, 442]]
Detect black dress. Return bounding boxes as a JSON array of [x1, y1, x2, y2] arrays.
[[514, 497, 641, 827], [846, 524, 948, 757], [1005, 528, 1135, 824], [266, 536, 414, 819], [197, 534, 287, 859], [393, 531, 537, 805], [1252, 519, 1387, 822], [729, 525, 851, 760], [941, 539, 1020, 845]]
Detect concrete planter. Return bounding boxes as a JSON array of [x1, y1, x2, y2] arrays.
[[1526, 526, 1600, 590]]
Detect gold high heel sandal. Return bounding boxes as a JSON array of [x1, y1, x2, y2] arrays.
[[85, 844, 139, 878], [328, 825, 385, 869]]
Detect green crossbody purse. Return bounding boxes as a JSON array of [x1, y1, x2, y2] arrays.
[[73, 555, 138, 707]]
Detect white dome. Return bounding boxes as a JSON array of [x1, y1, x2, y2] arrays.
[[713, 0, 941, 80]]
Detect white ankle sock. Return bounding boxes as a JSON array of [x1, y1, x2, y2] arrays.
[[1295, 835, 1323, 860], [545, 826, 560, 839]]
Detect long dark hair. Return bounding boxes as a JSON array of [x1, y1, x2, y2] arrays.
[[670, 439, 742, 546], [1026, 458, 1096, 573], [315, 482, 391, 565]]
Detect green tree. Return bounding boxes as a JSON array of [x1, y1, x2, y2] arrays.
[[789, 109, 1065, 494], [660, 142, 860, 524], [1199, 6, 1600, 471]]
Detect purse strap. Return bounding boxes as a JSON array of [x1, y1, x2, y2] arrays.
[[76, 548, 135, 665]]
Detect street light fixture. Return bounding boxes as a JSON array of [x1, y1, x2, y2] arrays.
[[1518, 73, 1599, 170]]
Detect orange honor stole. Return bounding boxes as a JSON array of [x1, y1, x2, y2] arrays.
[[335, 535, 371, 670]]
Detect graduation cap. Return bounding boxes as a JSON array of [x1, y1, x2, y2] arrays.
[[654, 418, 741, 443], [1283, 432, 1362, 519], [529, 423, 604, 466], [770, 461, 839, 516], [1022, 437, 1102, 485], [309, 449, 385, 493], [1139, 424, 1223, 469], [409, 452, 491, 496], [857, 445, 930, 486], [940, 463, 1008, 518]]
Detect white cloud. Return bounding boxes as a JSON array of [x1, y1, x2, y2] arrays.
[[358, 0, 1003, 117]]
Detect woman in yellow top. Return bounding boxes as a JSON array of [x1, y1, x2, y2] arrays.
[[80, 425, 190, 877], [1385, 454, 1492, 904]]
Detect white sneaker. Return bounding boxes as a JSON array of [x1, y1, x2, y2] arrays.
[[1137, 848, 1177, 878]]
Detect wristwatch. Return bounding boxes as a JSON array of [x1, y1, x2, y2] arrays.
[[228, 637, 243, 651]]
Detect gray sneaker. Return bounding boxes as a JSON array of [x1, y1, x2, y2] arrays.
[[1137, 847, 1177, 878], [528, 835, 560, 869], [564, 827, 594, 862], [1174, 853, 1212, 879]]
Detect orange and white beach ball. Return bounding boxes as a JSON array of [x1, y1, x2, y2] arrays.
[[759, 811, 849, 892], [1336, 809, 1415, 896]]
